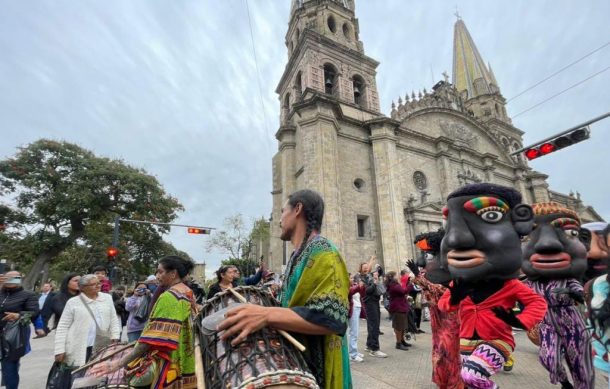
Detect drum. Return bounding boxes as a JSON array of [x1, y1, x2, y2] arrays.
[[198, 286, 319, 389], [71, 343, 135, 389]]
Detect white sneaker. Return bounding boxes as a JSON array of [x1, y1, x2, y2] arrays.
[[350, 355, 364, 362], [356, 352, 364, 358], [368, 350, 388, 358]]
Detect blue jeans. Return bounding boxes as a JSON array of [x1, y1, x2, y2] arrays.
[[1, 359, 20, 389], [348, 306, 361, 357], [127, 330, 143, 343]]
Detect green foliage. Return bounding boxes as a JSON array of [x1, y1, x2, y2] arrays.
[[0, 139, 187, 287]]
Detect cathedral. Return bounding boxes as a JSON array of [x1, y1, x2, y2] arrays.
[[268, 0, 603, 272]]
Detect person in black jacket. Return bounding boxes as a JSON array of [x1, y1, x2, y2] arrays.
[[0, 271, 39, 389], [41, 273, 80, 333], [359, 258, 388, 358], [207, 265, 238, 299]]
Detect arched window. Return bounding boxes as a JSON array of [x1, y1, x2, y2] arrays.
[[342, 23, 351, 41], [495, 103, 500, 115], [323, 63, 337, 95], [352, 75, 365, 106], [327, 16, 336, 33], [295, 71, 302, 98]]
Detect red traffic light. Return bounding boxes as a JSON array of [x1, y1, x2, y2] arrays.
[[524, 148, 541, 160], [539, 143, 555, 155], [106, 247, 119, 258], [187, 227, 209, 234]]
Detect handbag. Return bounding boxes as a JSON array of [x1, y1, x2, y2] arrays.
[[80, 295, 112, 354], [1, 317, 29, 361], [134, 294, 151, 323], [125, 350, 160, 387], [45, 361, 74, 389]]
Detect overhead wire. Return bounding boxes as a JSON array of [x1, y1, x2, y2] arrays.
[[507, 41, 609, 103], [512, 65, 610, 119], [244, 0, 274, 154]]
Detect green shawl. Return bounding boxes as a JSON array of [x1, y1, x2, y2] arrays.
[[280, 235, 352, 389]]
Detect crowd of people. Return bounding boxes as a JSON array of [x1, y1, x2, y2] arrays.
[[1, 184, 609, 389]]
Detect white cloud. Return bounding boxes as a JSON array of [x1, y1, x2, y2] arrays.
[[1, 0, 608, 274]]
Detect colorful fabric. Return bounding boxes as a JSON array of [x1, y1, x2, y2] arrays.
[[413, 275, 463, 389], [460, 340, 509, 389], [589, 275, 610, 373], [138, 287, 196, 389], [280, 235, 351, 389], [532, 202, 580, 223], [463, 197, 509, 214], [438, 279, 548, 349], [527, 278, 594, 388]]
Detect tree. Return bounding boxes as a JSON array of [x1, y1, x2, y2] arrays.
[[0, 139, 186, 288], [206, 214, 248, 261]]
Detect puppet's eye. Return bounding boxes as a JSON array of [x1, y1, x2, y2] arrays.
[[564, 229, 579, 238], [425, 253, 434, 261], [480, 210, 504, 223]]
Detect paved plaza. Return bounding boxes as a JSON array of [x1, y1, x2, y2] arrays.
[[21, 317, 607, 388]]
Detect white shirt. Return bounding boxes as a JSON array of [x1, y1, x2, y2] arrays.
[[39, 292, 50, 309], [352, 292, 361, 308]]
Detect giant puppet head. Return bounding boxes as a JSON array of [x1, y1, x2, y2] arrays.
[[521, 202, 589, 280], [581, 222, 609, 282], [440, 183, 534, 282], [414, 229, 451, 284]]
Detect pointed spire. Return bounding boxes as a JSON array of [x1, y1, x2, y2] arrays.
[[411, 91, 416, 99], [452, 18, 498, 99], [418, 90, 422, 99], [398, 96, 403, 105], [391, 101, 396, 109], [488, 62, 498, 86], [405, 93, 410, 102]]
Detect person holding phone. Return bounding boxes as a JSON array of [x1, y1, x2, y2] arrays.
[[125, 282, 150, 342], [0, 270, 40, 389]]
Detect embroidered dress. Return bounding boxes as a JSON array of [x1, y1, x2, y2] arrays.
[[279, 235, 351, 389], [413, 274, 463, 389], [589, 275, 610, 377], [138, 287, 197, 389], [526, 278, 594, 389]]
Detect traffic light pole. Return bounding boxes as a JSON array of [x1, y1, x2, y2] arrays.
[[511, 111, 610, 156], [117, 218, 215, 231]]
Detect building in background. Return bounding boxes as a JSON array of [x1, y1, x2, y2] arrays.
[[269, 0, 603, 272]]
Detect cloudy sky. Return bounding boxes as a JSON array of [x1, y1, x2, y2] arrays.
[[1, 1, 609, 277]]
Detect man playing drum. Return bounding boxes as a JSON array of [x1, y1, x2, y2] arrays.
[[219, 189, 352, 389]]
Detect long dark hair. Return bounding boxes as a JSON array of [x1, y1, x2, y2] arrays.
[[60, 273, 80, 296], [287, 189, 325, 251], [384, 271, 397, 288], [159, 255, 194, 279]]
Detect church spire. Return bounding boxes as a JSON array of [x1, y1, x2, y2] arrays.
[[452, 18, 499, 99]]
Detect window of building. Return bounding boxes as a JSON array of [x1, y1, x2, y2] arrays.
[[342, 23, 351, 41], [352, 75, 365, 106], [323, 63, 337, 95], [353, 178, 365, 191], [357, 215, 370, 239], [283, 93, 291, 109], [327, 15, 336, 33]]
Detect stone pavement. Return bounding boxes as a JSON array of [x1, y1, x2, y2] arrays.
[[20, 319, 607, 388]]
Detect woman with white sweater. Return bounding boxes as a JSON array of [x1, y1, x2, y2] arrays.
[[54, 274, 121, 367]]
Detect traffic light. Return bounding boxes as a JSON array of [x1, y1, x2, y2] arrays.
[[523, 127, 590, 160], [106, 247, 119, 260], [187, 227, 211, 234]]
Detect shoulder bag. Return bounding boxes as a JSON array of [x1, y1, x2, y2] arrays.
[[80, 295, 112, 354]]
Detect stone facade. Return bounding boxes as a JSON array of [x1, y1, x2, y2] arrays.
[[268, 1, 603, 273]]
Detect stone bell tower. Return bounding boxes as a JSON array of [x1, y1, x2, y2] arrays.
[[270, 0, 407, 271]]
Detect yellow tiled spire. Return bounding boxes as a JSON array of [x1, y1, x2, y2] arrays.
[[452, 18, 499, 99]]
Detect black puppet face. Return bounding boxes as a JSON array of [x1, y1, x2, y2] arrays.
[[522, 211, 588, 280], [440, 193, 534, 282], [582, 223, 609, 282]]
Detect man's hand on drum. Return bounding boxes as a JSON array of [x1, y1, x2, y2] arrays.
[[89, 359, 121, 376], [218, 304, 269, 346]]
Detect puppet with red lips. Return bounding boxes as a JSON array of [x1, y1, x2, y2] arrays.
[[521, 203, 594, 389], [582, 222, 610, 283], [437, 183, 547, 389]]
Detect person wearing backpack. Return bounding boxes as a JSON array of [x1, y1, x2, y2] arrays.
[[0, 270, 39, 389]]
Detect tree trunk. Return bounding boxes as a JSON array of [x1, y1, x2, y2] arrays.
[[23, 251, 55, 290]]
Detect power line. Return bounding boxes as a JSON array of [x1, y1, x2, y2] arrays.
[[507, 41, 609, 103], [512, 65, 610, 119], [245, 0, 274, 153]]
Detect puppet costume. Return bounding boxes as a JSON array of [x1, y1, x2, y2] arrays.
[[438, 279, 546, 388], [438, 183, 547, 389], [411, 230, 463, 389], [521, 202, 594, 389]]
